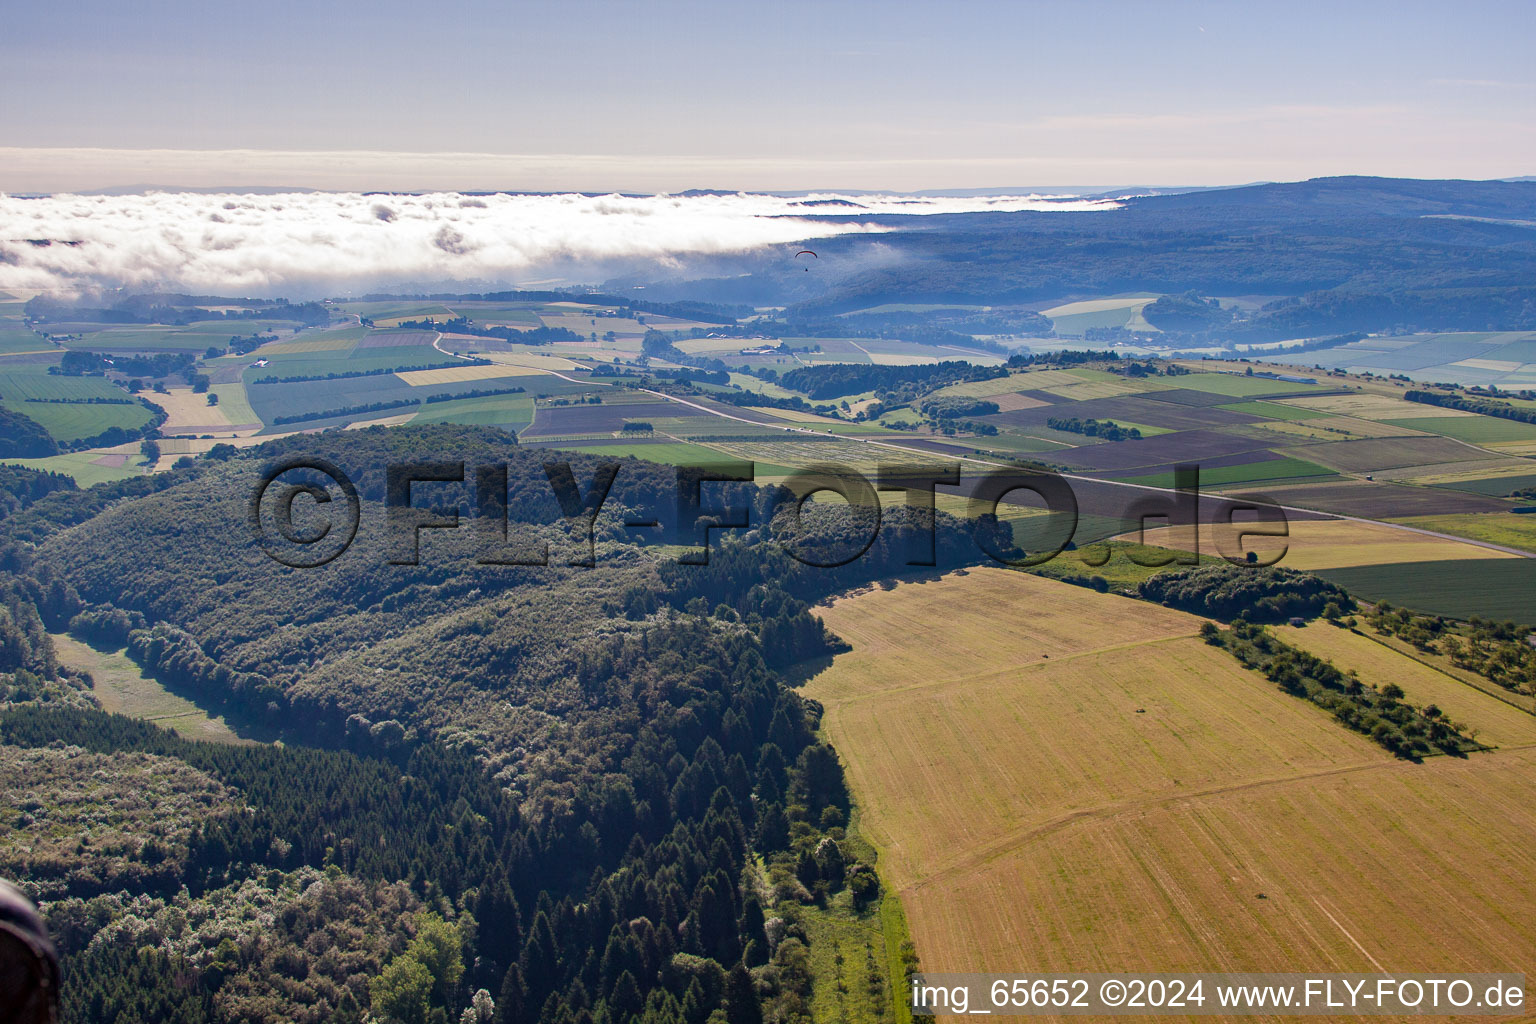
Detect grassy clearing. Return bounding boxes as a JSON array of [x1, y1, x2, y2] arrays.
[[805, 569, 1536, 990], [787, 812, 916, 1024], [51, 633, 252, 744], [0, 451, 148, 486]]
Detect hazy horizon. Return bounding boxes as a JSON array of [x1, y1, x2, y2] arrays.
[[4, 1, 1533, 193]]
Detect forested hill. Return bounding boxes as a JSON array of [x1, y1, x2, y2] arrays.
[[0, 423, 991, 1024], [1121, 176, 1536, 220], [658, 177, 1536, 338]]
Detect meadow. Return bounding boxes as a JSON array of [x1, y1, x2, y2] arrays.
[[0, 363, 155, 443], [51, 633, 252, 744], [804, 569, 1536, 1006]]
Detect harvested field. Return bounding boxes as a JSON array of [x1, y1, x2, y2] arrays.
[[1279, 393, 1475, 420], [1378, 458, 1536, 485], [1140, 388, 1252, 407], [1283, 436, 1476, 473], [1130, 518, 1517, 571], [1261, 480, 1513, 517], [988, 392, 1053, 411], [354, 328, 440, 349], [396, 364, 546, 386], [482, 349, 586, 370], [1052, 429, 1279, 472], [1173, 373, 1331, 398], [143, 387, 235, 432], [805, 570, 1536, 1000], [1430, 472, 1536, 496], [1272, 621, 1536, 748], [1116, 455, 1337, 490], [989, 397, 1257, 433]]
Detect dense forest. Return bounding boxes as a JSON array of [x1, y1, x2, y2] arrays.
[[0, 424, 975, 1024]]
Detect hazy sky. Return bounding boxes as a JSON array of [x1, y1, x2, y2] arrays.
[[3, 0, 1532, 192]]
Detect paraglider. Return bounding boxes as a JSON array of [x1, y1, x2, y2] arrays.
[[795, 249, 817, 271]]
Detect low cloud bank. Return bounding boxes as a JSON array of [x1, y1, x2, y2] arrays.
[[0, 190, 1115, 298]]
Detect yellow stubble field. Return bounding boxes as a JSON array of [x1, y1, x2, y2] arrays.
[[806, 569, 1536, 1017]]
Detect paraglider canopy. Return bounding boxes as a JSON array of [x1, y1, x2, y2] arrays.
[[795, 249, 817, 271]]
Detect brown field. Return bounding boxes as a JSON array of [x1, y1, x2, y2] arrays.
[[988, 391, 1053, 411], [1292, 436, 1480, 474], [1129, 518, 1518, 570], [806, 570, 1536, 1020]]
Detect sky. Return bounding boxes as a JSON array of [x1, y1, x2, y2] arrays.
[[2, 0, 1533, 192]]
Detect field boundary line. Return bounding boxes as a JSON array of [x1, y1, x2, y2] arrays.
[[1353, 627, 1536, 718], [812, 629, 1201, 706], [903, 744, 1536, 892]]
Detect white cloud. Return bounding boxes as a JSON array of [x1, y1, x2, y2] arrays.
[[0, 189, 1116, 297]]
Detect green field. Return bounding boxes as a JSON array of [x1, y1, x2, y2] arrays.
[[1116, 455, 1337, 489], [209, 380, 258, 427], [0, 363, 154, 442], [65, 320, 301, 352], [0, 451, 149, 486], [1434, 472, 1536, 496], [409, 394, 534, 429], [1383, 415, 1536, 444], [1315, 558, 1536, 622], [0, 327, 49, 354], [1389, 512, 1536, 554]]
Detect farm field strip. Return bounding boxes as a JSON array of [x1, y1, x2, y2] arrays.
[[1129, 518, 1518, 570], [1273, 621, 1536, 747]]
